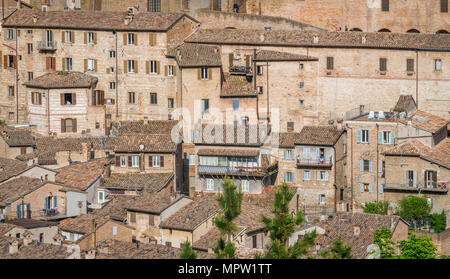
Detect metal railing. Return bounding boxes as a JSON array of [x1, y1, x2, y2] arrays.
[[41, 208, 60, 216], [229, 65, 252, 75], [297, 157, 332, 167], [384, 182, 448, 192], [37, 41, 57, 50], [345, 104, 391, 120], [198, 165, 264, 175]]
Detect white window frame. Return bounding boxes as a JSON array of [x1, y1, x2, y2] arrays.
[[206, 178, 214, 191], [87, 58, 94, 71], [152, 156, 161, 167], [201, 67, 208, 80], [434, 59, 442, 71], [318, 171, 328, 181], [64, 31, 72, 43], [131, 156, 140, 167], [109, 82, 116, 89], [110, 51, 116, 58], [112, 226, 117, 236], [150, 61, 157, 74], [120, 156, 126, 167], [98, 190, 105, 204], [303, 170, 311, 181], [127, 60, 135, 73], [168, 65, 174, 76], [127, 33, 135, 45], [284, 172, 294, 183], [241, 180, 250, 193], [382, 131, 392, 144], [65, 57, 72, 71], [361, 130, 369, 143], [188, 154, 196, 166], [87, 32, 94, 44]]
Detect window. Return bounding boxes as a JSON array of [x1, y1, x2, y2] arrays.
[[299, 63, 304, 69], [434, 59, 442, 71], [6, 55, 15, 68], [64, 31, 72, 43], [302, 170, 311, 181], [201, 67, 209, 80], [299, 100, 304, 106], [109, 82, 116, 89], [407, 58, 414, 72], [46, 56, 56, 71], [31, 92, 42, 105], [318, 194, 326, 205], [257, 65, 263, 75], [65, 57, 73, 71], [381, 0, 389, 11], [326, 56, 334, 70], [39, 233, 44, 243], [241, 117, 249, 125], [406, 170, 416, 187], [152, 156, 161, 167], [127, 33, 135, 45], [362, 183, 370, 192], [232, 99, 239, 111], [93, 90, 105, 106], [9, 112, 14, 120], [284, 172, 294, 183], [284, 149, 294, 160], [379, 131, 394, 144], [112, 226, 117, 236], [150, 60, 157, 74], [182, 0, 190, 9], [63, 93, 74, 105], [150, 93, 157, 105], [131, 156, 140, 167], [363, 160, 371, 172], [98, 191, 105, 203], [110, 51, 116, 58], [149, 0, 161, 12], [201, 99, 209, 114], [318, 171, 329, 181], [425, 170, 437, 188], [130, 212, 136, 223], [87, 58, 95, 71], [87, 32, 95, 44], [120, 156, 126, 167], [357, 129, 369, 143], [20, 147, 26, 155], [256, 86, 263, 94], [127, 60, 135, 73], [379, 58, 387, 72], [109, 67, 114, 73], [168, 98, 174, 109], [441, 0, 448, 13], [62, 118, 77, 133], [128, 92, 135, 104], [8, 86, 14, 97], [287, 122, 294, 132], [167, 65, 174, 76], [6, 29, 15, 40], [27, 43, 33, 54], [185, 154, 196, 166], [299, 82, 304, 88], [206, 178, 214, 190], [241, 180, 249, 192]]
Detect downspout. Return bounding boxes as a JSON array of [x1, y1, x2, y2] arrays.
[[348, 124, 354, 210], [376, 123, 379, 202], [15, 28, 19, 124], [2, 0, 4, 20], [266, 61, 269, 123], [415, 50, 419, 108], [334, 146, 337, 213], [47, 89, 50, 135], [115, 30, 119, 119]]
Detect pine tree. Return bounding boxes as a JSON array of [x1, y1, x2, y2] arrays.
[[179, 239, 197, 259], [321, 238, 352, 259], [213, 176, 243, 259]]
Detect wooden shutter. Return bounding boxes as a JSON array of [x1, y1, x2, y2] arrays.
[[128, 156, 133, 167], [149, 34, 156, 46], [160, 156, 164, 167], [123, 33, 127, 45], [51, 57, 55, 70], [72, 118, 77, 132], [327, 57, 334, 70], [245, 55, 250, 68], [71, 31, 75, 43], [84, 32, 87, 44], [84, 59, 88, 72], [38, 93, 42, 105], [61, 119, 66, 133], [94, 59, 98, 72], [3, 55, 6, 69], [156, 61, 160, 74], [60, 94, 64, 105], [197, 68, 201, 80], [61, 31, 65, 43], [62, 58, 66, 71], [407, 59, 414, 72], [72, 93, 77, 105], [149, 215, 154, 225], [229, 53, 234, 67], [164, 65, 168, 76], [134, 33, 138, 45], [93, 32, 97, 44], [124, 60, 128, 73], [380, 58, 387, 71], [45, 57, 50, 70], [149, 156, 153, 167], [208, 68, 212, 80], [173, 66, 176, 76], [146, 61, 149, 74], [115, 156, 120, 166], [130, 212, 136, 223], [134, 61, 138, 73]]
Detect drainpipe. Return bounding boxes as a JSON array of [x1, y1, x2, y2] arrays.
[[115, 30, 119, 119], [266, 61, 269, 124], [376, 123, 379, 202], [47, 89, 50, 135], [348, 124, 354, 211], [415, 50, 419, 108], [15, 28, 19, 124], [91, 218, 96, 250]]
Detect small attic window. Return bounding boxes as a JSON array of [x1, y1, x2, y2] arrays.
[[353, 226, 360, 236]]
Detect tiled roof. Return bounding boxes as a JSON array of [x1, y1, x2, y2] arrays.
[[192, 227, 221, 250], [186, 29, 450, 51], [254, 50, 318, 61], [113, 134, 177, 152], [295, 126, 343, 146], [197, 147, 259, 157], [0, 223, 16, 235], [277, 132, 302, 148], [94, 239, 183, 259], [101, 173, 173, 193], [0, 177, 43, 205], [23, 72, 98, 89], [159, 195, 220, 231], [221, 74, 255, 97], [167, 43, 222, 67], [319, 213, 403, 259], [0, 125, 35, 147], [3, 219, 57, 229], [384, 139, 450, 169], [111, 120, 179, 136], [56, 158, 110, 191], [397, 110, 448, 134], [3, 10, 195, 31], [0, 235, 71, 259], [126, 184, 182, 214], [0, 157, 29, 183], [194, 124, 270, 147], [394, 95, 416, 112]]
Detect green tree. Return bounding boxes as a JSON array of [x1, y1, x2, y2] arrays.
[[399, 234, 437, 259], [362, 201, 389, 215], [260, 183, 316, 258], [373, 228, 395, 259], [212, 176, 243, 259], [320, 238, 352, 259], [396, 196, 431, 232], [179, 239, 197, 259], [429, 211, 446, 233]]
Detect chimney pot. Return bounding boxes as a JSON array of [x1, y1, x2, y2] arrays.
[[9, 239, 19, 254]]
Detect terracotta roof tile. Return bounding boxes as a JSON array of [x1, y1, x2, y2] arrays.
[[56, 158, 110, 191], [397, 110, 448, 134], [221, 74, 255, 97], [0, 125, 35, 147], [168, 43, 222, 67], [3, 219, 57, 229], [23, 71, 98, 89], [195, 124, 270, 146], [295, 126, 343, 146], [0, 177, 43, 205], [113, 134, 177, 152], [277, 132, 301, 148], [0, 235, 71, 259], [126, 183, 180, 214], [101, 173, 173, 193], [393, 95, 416, 112], [0, 157, 29, 183], [111, 120, 179, 136], [197, 147, 259, 157], [254, 50, 317, 61]]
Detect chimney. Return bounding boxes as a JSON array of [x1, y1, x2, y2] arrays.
[[91, 218, 96, 250], [85, 249, 96, 259], [17, 0, 21, 10], [313, 36, 319, 44], [32, 15, 38, 23], [81, 142, 88, 160], [9, 239, 19, 254], [336, 118, 344, 130], [23, 231, 33, 246]]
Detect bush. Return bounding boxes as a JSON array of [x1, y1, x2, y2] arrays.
[[429, 211, 446, 233], [362, 201, 389, 215]]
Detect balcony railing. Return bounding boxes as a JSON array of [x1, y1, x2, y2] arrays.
[[198, 165, 264, 176], [37, 41, 57, 51], [41, 208, 59, 216], [384, 183, 448, 193], [297, 157, 332, 168], [229, 66, 252, 75]]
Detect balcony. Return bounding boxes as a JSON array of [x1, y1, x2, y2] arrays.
[[384, 183, 448, 193], [37, 41, 57, 51], [229, 65, 252, 76], [297, 157, 332, 168], [198, 165, 264, 176]]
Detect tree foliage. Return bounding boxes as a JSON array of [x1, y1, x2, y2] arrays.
[[373, 228, 395, 259], [362, 201, 389, 215], [399, 234, 437, 259], [429, 211, 446, 233], [396, 196, 431, 231], [213, 237, 237, 259], [320, 238, 353, 259], [179, 239, 197, 259]]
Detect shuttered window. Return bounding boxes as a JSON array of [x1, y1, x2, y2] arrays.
[[326, 56, 334, 70], [92, 90, 105, 106], [150, 93, 157, 104], [381, 0, 389, 11], [379, 58, 387, 71], [441, 0, 448, 13], [149, 0, 161, 12], [128, 92, 135, 104], [61, 118, 77, 133], [31, 92, 42, 105], [130, 212, 136, 223], [407, 59, 414, 72]]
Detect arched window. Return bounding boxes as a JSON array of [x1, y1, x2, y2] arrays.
[[349, 28, 363, 32], [436, 29, 449, 34], [378, 28, 391, 32], [407, 29, 420, 33]]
